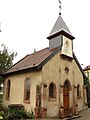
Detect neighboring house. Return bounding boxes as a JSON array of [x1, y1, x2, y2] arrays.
[[83, 65, 90, 84], [2, 14, 87, 118], [83, 65, 90, 108]]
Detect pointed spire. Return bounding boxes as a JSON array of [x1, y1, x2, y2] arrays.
[[58, 0, 61, 15], [47, 16, 75, 40]]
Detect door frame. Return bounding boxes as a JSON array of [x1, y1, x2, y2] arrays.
[[63, 80, 71, 116]]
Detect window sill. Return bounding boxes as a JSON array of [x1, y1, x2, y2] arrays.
[[48, 98, 56, 102], [24, 100, 30, 104]]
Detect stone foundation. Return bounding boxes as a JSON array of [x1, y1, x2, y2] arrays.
[[35, 107, 47, 118]]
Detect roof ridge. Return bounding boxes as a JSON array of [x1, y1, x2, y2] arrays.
[[28, 47, 49, 55]]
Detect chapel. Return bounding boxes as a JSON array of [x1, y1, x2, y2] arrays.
[[2, 1, 87, 118]]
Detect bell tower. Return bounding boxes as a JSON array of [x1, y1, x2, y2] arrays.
[[47, 0, 75, 58]]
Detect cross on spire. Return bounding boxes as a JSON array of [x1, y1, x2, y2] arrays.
[[58, 0, 61, 15]]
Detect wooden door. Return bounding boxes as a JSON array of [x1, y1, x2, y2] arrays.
[[63, 81, 69, 116]]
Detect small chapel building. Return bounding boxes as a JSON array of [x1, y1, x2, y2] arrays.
[[2, 9, 87, 118]]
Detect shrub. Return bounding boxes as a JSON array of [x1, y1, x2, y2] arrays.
[[0, 104, 34, 119], [0, 112, 3, 120], [8, 104, 27, 119], [0, 105, 8, 120], [8, 104, 34, 119]]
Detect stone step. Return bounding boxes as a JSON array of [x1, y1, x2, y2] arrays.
[[64, 115, 81, 120]]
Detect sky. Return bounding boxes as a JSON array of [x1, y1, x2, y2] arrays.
[[0, 0, 90, 67]]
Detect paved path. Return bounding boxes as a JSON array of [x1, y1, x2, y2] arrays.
[[76, 108, 90, 120]]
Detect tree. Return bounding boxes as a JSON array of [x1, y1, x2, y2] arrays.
[[84, 76, 89, 86], [0, 44, 17, 91]]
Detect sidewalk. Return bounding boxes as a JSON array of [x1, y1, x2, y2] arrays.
[[76, 108, 90, 120]]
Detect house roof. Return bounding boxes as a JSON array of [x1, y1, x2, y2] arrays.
[[47, 15, 75, 40], [2, 46, 85, 79], [3, 47, 58, 75], [83, 65, 90, 71]]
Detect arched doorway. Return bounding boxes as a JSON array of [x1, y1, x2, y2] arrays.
[[63, 80, 71, 116]]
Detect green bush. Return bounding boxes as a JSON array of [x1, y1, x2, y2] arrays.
[[8, 104, 34, 119], [0, 105, 8, 120], [8, 104, 26, 119], [0, 104, 34, 119], [0, 111, 3, 120]]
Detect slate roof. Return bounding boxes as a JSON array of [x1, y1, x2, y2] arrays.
[[4, 47, 58, 75], [47, 15, 75, 40]]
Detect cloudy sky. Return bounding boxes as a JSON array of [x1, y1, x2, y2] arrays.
[[0, 0, 90, 67]]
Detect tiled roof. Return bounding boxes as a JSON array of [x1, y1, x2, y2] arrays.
[[83, 65, 90, 71], [4, 47, 57, 74], [3, 47, 85, 79]]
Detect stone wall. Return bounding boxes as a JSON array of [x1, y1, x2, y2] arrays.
[[42, 51, 84, 117], [3, 71, 42, 112]]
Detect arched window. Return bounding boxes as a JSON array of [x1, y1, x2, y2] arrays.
[[6, 79, 10, 100], [65, 41, 69, 47], [64, 80, 69, 89], [49, 82, 56, 99], [77, 84, 81, 98], [65, 41, 69, 53], [24, 78, 30, 102]]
